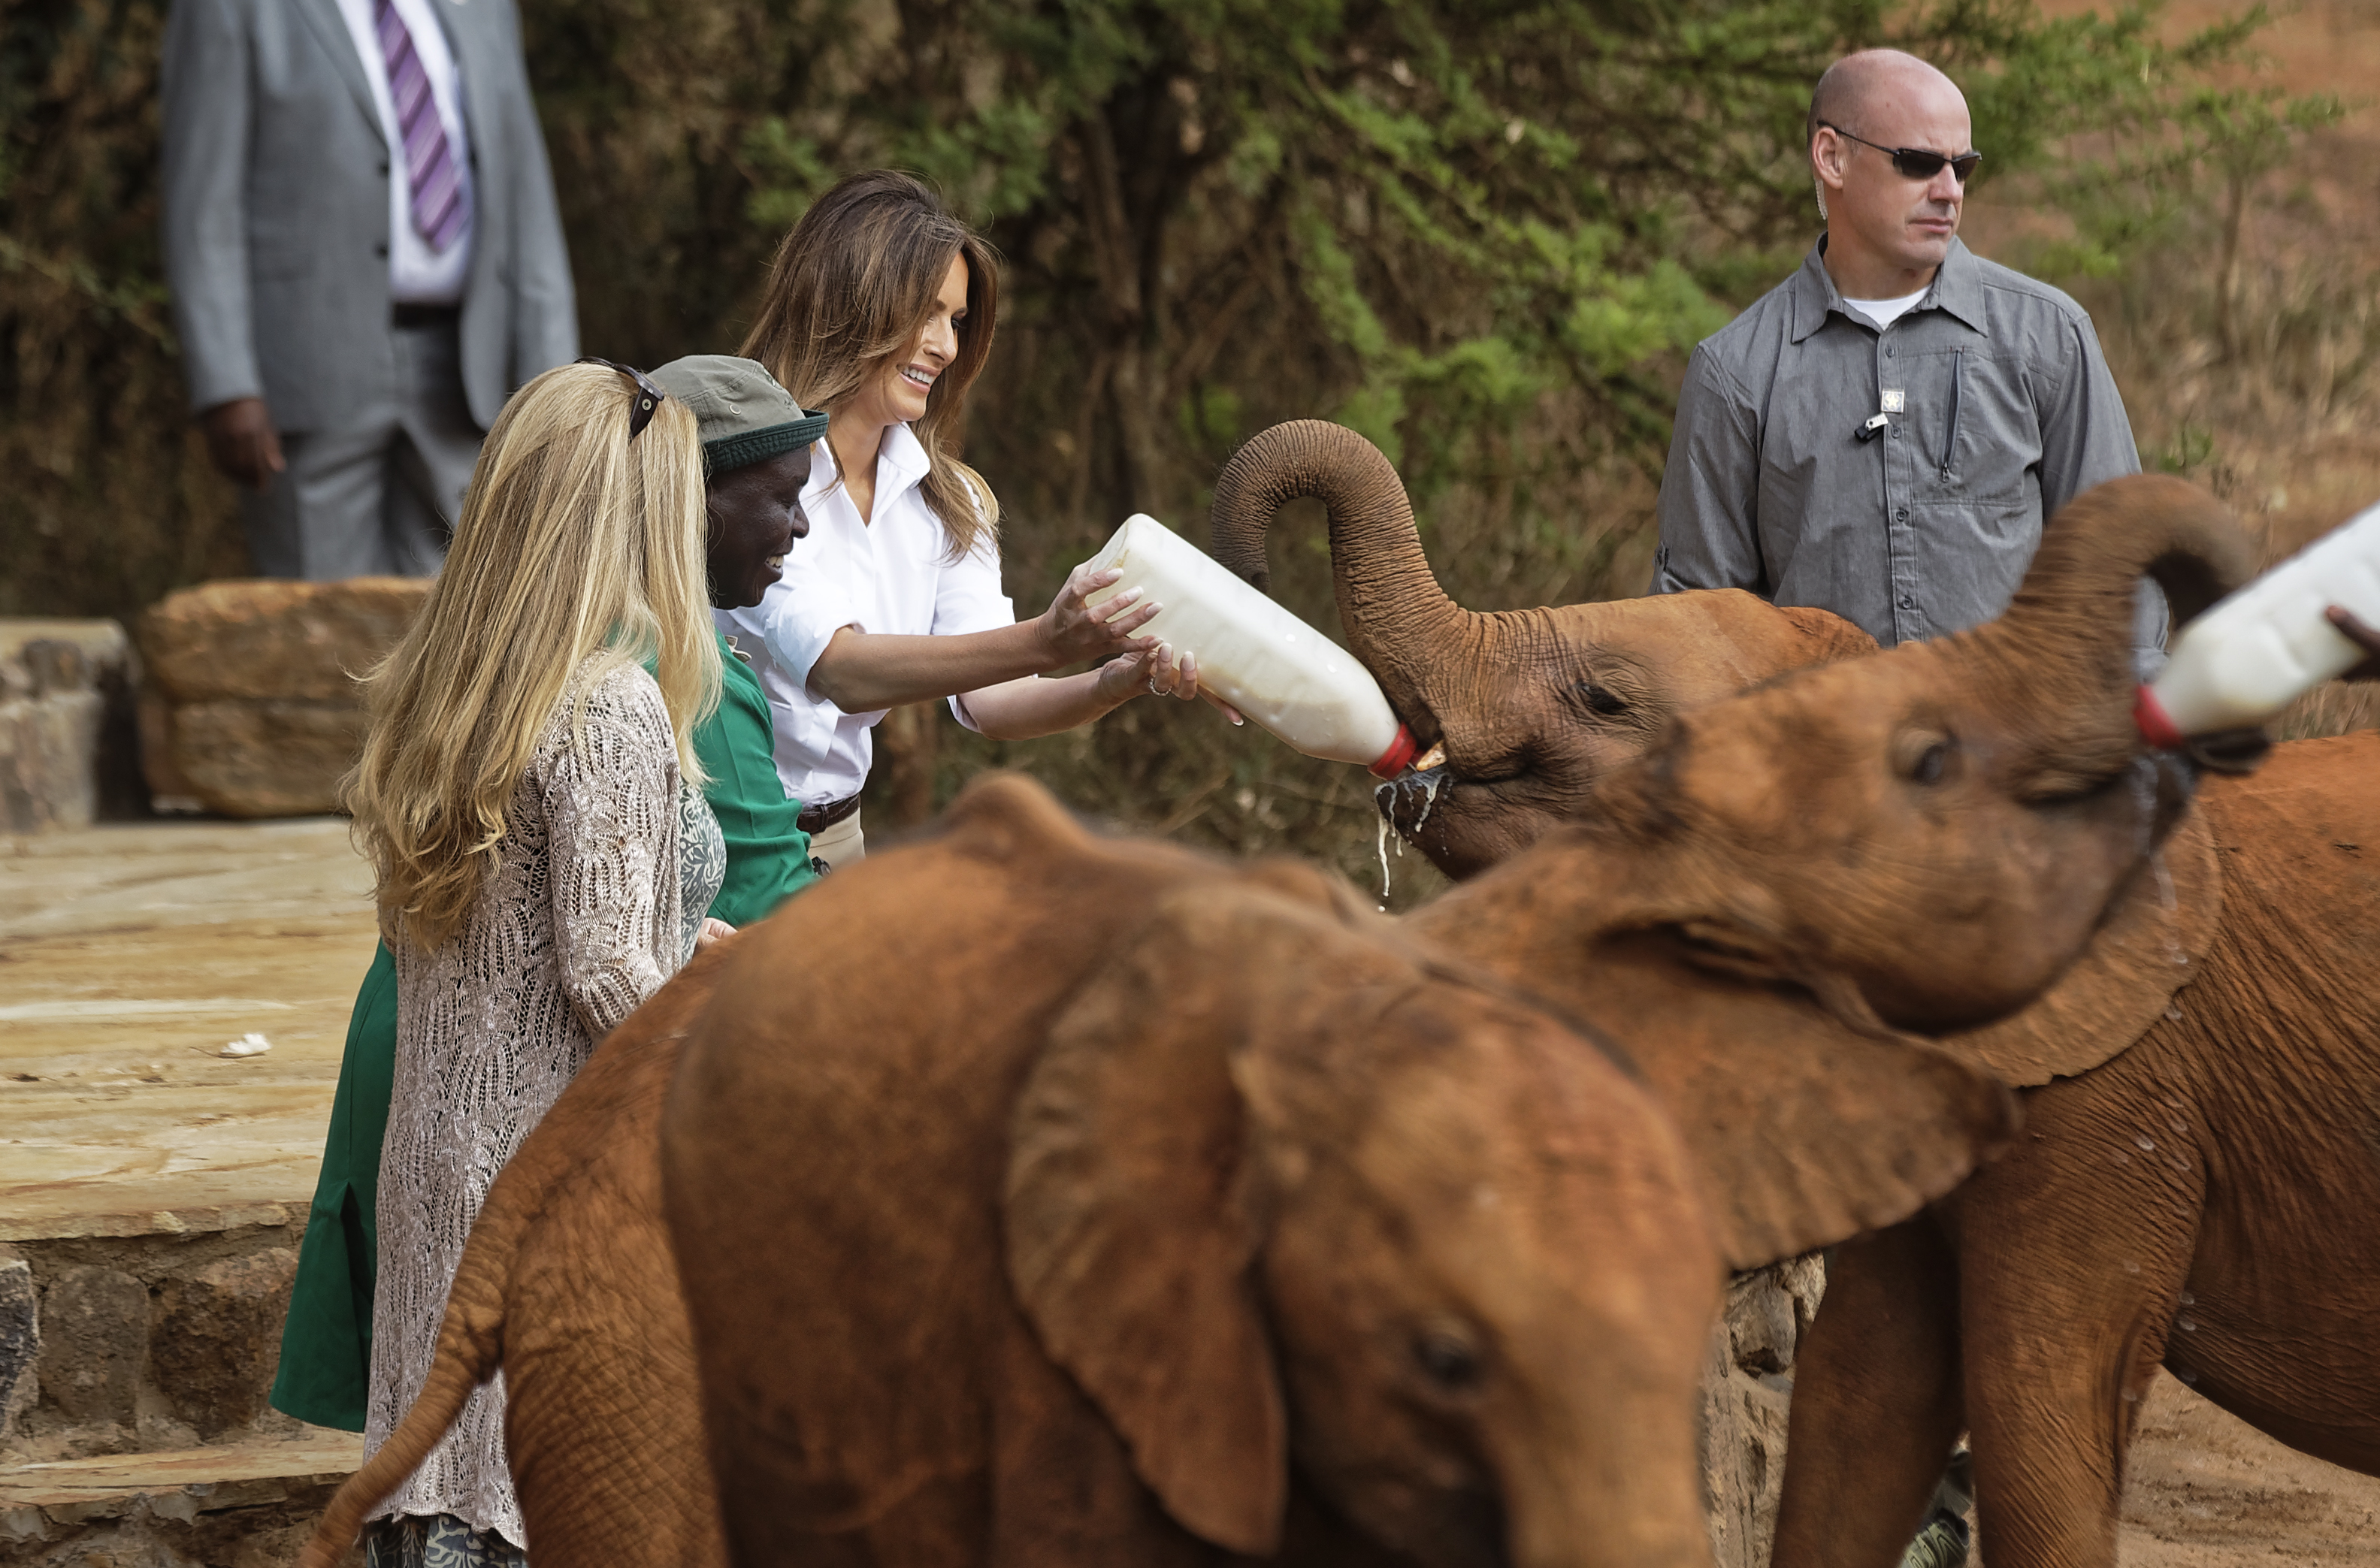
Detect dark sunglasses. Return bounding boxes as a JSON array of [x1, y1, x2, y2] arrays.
[[577, 357, 667, 439], [1820, 122, 1982, 185]]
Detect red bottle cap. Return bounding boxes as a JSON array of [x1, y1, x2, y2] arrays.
[[2134, 684, 2185, 751], [1368, 724, 1422, 779]]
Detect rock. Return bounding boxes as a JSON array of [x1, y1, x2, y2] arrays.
[[1726, 1268, 1801, 1376], [143, 698, 377, 820], [148, 1249, 300, 1439], [0, 621, 141, 833], [0, 1246, 38, 1439], [1701, 1254, 1827, 1568], [135, 579, 428, 817], [36, 1267, 147, 1431], [1701, 1339, 1795, 1568]]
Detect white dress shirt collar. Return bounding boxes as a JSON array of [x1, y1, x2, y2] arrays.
[[815, 419, 933, 514]]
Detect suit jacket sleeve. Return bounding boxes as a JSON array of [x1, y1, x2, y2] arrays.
[[1650, 343, 1766, 596], [161, 0, 263, 415], [493, 0, 577, 378]]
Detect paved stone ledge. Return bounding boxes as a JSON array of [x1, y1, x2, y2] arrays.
[[0, 1204, 299, 1248], [0, 1433, 363, 1564], [0, 1431, 362, 1512], [2, 818, 376, 1251]]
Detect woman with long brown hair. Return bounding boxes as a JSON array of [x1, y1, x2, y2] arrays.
[[726, 169, 1223, 866], [343, 359, 724, 1566]]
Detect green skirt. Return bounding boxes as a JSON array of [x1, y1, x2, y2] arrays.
[[270, 943, 396, 1432]]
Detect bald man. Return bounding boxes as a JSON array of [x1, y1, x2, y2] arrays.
[[1651, 50, 2152, 654]]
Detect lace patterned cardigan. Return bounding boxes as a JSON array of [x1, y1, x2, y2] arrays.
[[365, 657, 718, 1544]]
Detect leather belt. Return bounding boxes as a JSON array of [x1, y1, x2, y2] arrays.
[[797, 795, 861, 833], [392, 303, 461, 330]]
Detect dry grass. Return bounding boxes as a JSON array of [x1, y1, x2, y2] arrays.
[[1975, 0, 2380, 742]]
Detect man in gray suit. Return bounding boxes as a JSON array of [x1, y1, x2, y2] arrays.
[[162, 0, 577, 579]]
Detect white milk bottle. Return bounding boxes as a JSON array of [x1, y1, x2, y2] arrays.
[[1080, 514, 1421, 776], [2137, 498, 2380, 745]]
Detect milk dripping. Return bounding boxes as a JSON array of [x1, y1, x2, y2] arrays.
[[1081, 514, 1420, 776]]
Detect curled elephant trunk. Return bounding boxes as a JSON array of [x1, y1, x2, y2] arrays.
[[1209, 420, 1474, 737], [1961, 473, 2257, 796]]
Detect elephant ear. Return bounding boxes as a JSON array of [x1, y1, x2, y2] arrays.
[[1565, 929, 2019, 1270], [1773, 603, 1883, 664], [1006, 887, 1328, 1557], [1940, 805, 2222, 1085]]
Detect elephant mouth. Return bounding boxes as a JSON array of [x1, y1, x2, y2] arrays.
[[1373, 760, 1457, 841], [1372, 749, 1586, 883]]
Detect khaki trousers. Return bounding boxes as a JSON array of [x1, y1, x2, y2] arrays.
[[805, 807, 865, 873]]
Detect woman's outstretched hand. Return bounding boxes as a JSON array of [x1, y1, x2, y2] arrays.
[[694, 917, 736, 953], [2329, 606, 2380, 682], [1095, 642, 1246, 724], [1037, 563, 1160, 667]]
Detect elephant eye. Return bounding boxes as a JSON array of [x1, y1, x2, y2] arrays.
[[1895, 730, 1957, 785], [1574, 681, 1628, 717], [1413, 1327, 1485, 1391]]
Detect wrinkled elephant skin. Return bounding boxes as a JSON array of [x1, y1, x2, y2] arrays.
[[1771, 730, 2380, 1568], [664, 775, 1727, 1568], [1399, 472, 2254, 1032], [1209, 421, 2380, 1565], [1207, 421, 1877, 879]]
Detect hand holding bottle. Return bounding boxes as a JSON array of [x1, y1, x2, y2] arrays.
[[1093, 642, 1247, 723], [1037, 563, 1160, 667]]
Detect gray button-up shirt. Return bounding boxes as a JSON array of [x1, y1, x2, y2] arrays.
[[1650, 237, 2143, 648]]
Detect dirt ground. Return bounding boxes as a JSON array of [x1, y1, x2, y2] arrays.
[[2117, 1373, 2380, 1566]]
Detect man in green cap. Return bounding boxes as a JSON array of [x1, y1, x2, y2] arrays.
[[654, 353, 834, 925], [270, 355, 832, 1430]]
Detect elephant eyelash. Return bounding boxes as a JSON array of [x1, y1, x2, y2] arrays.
[[1570, 679, 1632, 718]]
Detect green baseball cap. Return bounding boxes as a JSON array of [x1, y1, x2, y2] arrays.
[[648, 354, 829, 476]]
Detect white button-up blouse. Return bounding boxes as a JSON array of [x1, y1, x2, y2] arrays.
[[718, 421, 1015, 810]]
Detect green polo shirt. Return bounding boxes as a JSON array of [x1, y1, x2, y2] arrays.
[[271, 632, 815, 1431], [695, 630, 818, 924]]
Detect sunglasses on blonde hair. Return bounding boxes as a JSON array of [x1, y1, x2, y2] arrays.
[[1819, 122, 1982, 185], [578, 357, 668, 439]]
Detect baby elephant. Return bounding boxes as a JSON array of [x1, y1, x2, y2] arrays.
[[662, 776, 1996, 1568]]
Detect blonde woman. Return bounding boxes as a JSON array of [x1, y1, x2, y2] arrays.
[[726, 170, 1226, 868], [343, 360, 723, 1566]]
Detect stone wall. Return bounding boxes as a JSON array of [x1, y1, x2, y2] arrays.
[[0, 1229, 352, 1567], [0, 1229, 307, 1467], [136, 580, 429, 819]]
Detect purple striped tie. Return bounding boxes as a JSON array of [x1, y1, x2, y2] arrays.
[[374, 0, 467, 253]]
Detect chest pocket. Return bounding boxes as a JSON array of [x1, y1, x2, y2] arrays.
[[1905, 345, 2034, 508]]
